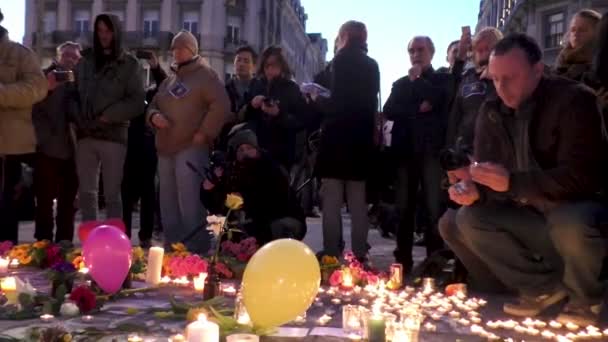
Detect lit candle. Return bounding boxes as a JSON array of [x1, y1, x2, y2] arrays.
[[9, 259, 19, 269], [0, 258, 9, 274], [226, 334, 260, 342], [81, 315, 94, 322], [424, 322, 436, 332], [359, 298, 369, 305], [342, 269, 355, 290], [534, 320, 547, 329], [503, 320, 517, 329], [221, 284, 237, 297], [293, 315, 306, 324], [236, 311, 251, 325], [40, 314, 54, 322], [160, 276, 171, 284], [565, 322, 579, 331], [193, 273, 207, 292], [523, 317, 535, 327], [586, 325, 600, 332], [448, 310, 460, 318], [127, 335, 143, 342], [527, 328, 540, 336], [603, 328, 608, 336], [1, 277, 17, 305], [186, 314, 220, 342], [470, 324, 485, 335], [389, 263, 403, 289], [471, 317, 482, 324], [169, 335, 186, 342], [430, 313, 442, 321], [541, 330, 555, 339], [318, 314, 332, 325], [367, 307, 386, 342], [422, 277, 435, 293], [331, 298, 342, 305], [79, 267, 89, 275], [514, 325, 526, 334], [145, 246, 164, 285], [550, 320, 563, 329]]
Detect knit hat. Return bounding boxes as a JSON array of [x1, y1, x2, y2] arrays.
[[228, 129, 259, 151], [171, 30, 199, 56]]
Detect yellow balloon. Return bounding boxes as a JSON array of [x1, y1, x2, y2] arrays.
[[242, 239, 320, 329]]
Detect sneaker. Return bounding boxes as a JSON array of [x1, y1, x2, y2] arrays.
[[503, 288, 568, 317], [556, 302, 603, 326]]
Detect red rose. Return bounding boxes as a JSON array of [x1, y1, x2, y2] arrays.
[[69, 286, 97, 313], [329, 270, 343, 287], [44, 245, 63, 268], [214, 262, 233, 278]]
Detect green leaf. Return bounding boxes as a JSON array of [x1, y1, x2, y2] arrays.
[[169, 296, 191, 314]]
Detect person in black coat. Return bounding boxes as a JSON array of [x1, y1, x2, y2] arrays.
[[242, 46, 308, 172], [383, 36, 456, 270], [122, 51, 167, 247], [311, 21, 380, 261], [201, 129, 306, 245]]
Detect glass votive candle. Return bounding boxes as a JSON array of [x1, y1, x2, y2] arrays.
[[383, 312, 398, 341], [422, 278, 435, 293], [234, 293, 251, 326], [220, 283, 237, 297], [343, 305, 362, 335], [0, 258, 9, 274]]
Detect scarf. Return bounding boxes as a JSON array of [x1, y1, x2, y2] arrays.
[[555, 42, 594, 81]]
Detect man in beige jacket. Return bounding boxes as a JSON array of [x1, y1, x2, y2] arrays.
[[148, 30, 231, 253], [0, 8, 48, 243]]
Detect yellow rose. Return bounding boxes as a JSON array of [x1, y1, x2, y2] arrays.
[[171, 243, 187, 253], [132, 247, 144, 261], [321, 256, 339, 266], [225, 193, 244, 210], [33, 240, 49, 249]]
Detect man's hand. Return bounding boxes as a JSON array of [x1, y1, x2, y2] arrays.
[[47, 72, 58, 91], [151, 113, 170, 129], [419, 100, 433, 113], [193, 132, 207, 146], [457, 32, 472, 61], [408, 64, 422, 81], [262, 102, 280, 116], [448, 180, 480, 206], [148, 51, 159, 69], [251, 95, 266, 109], [202, 179, 215, 190], [447, 167, 471, 185], [470, 162, 510, 192]]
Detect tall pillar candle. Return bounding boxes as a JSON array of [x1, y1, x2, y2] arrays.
[[146, 247, 164, 285]]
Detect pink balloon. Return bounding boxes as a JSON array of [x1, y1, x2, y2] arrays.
[[83, 225, 132, 294]]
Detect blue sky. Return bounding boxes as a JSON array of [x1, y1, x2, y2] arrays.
[[1, 0, 480, 102]]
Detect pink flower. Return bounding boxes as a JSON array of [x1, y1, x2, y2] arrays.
[[215, 262, 233, 278], [44, 245, 63, 268], [343, 251, 355, 263], [0, 241, 13, 257], [236, 253, 250, 262], [365, 273, 380, 286], [329, 270, 343, 287]]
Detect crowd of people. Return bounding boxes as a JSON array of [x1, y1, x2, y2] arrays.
[[1, 6, 608, 326]]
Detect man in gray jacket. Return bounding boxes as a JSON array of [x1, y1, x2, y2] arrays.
[[72, 14, 145, 222], [32, 41, 81, 243]]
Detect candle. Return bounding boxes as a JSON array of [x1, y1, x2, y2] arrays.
[[145, 246, 164, 285], [367, 307, 386, 342], [471, 317, 482, 324], [565, 322, 579, 331], [502, 320, 517, 329], [448, 310, 460, 318], [193, 273, 207, 292], [527, 328, 540, 336], [342, 269, 355, 290], [9, 259, 19, 268], [226, 334, 259, 342], [430, 313, 442, 321], [293, 315, 306, 324], [541, 330, 555, 339], [343, 305, 362, 334], [81, 315, 94, 322], [221, 284, 237, 296], [318, 314, 332, 325], [186, 314, 219, 342], [389, 263, 403, 289], [458, 318, 471, 326], [79, 267, 89, 275], [160, 276, 171, 284], [331, 298, 342, 305], [0, 258, 9, 274], [169, 335, 186, 342], [40, 314, 54, 322], [1, 277, 17, 305], [514, 325, 527, 334], [127, 335, 143, 342], [422, 277, 435, 293], [424, 322, 437, 332], [359, 298, 369, 305], [534, 320, 547, 329], [549, 320, 563, 329], [523, 317, 535, 327]]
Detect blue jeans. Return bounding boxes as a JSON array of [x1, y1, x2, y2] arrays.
[[457, 201, 607, 304], [158, 146, 210, 254]]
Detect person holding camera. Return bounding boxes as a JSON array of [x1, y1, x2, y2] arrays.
[[147, 30, 231, 254], [0, 8, 48, 244], [31, 41, 81, 243], [201, 129, 306, 245], [242, 46, 308, 172]]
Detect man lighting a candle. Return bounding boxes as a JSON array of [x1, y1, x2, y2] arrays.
[[448, 33, 608, 326]]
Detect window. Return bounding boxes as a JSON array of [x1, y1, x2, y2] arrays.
[[182, 11, 199, 34], [545, 11, 565, 49], [43, 11, 57, 33], [143, 9, 160, 38], [226, 25, 240, 44], [73, 9, 90, 35]]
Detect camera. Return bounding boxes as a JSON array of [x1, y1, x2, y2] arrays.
[[53, 70, 74, 83], [203, 151, 227, 185], [439, 144, 471, 171]]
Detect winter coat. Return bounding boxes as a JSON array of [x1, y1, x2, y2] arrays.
[[313, 44, 380, 180], [0, 26, 48, 155], [71, 14, 145, 145], [147, 56, 231, 156]]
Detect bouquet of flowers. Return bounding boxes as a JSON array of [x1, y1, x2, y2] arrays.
[[8, 240, 69, 268], [221, 237, 258, 262], [319, 255, 341, 284], [328, 252, 382, 288], [165, 254, 208, 278]]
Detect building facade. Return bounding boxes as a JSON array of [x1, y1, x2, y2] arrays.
[[476, 0, 608, 64], [24, 0, 327, 83]]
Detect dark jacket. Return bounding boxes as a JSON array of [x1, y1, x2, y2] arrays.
[[225, 76, 251, 115], [383, 67, 455, 156], [445, 67, 495, 152], [474, 76, 607, 212], [32, 64, 76, 160], [243, 77, 308, 169], [314, 44, 380, 180], [71, 14, 145, 144], [201, 152, 306, 244]]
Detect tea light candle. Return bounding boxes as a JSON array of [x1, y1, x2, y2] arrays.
[[9, 259, 19, 268], [226, 334, 259, 342], [470, 324, 485, 335], [221, 284, 237, 297], [523, 317, 535, 327], [127, 335, 143, 342], [527, 328, 540, 336], [448, 310, 460, 318], [458, 318, 471, 326], [0, 258, 9, 274], [367, 308, 386, 342], [186, 314, 219, 342], [565, 322, 579, 331], [169, 335, 186, 342], [160, 276, 171, 284], [534, 320, 547, 329], [342, 270, 355, 290], [145, 246, 164, 285], [79, 267, 89, 275], [514, 325, 527, 334], [541, 330, 555, 339], [193, 273, 207, 292], [318, 314, 332, 325], [422, 277, 435, 293], [603, 328, 608, 336], [331, 298, 342, 305], [81, 315, 94, 322], [503, 320, 517, 329], [293, 315, 306, 324], [471, 317, 482, 324], [424, 322, 436, 332], [1, 277, 17, 305], [359, 298, 369, 305], [430, 313, 442, 321], [40, 314, 54, 322], [549, 320, 563, 329]]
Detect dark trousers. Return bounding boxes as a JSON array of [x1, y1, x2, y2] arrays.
[[394, 153, 445, 267], [122, 141, 157, 242], [457, 201, 608, 304], [0, 156, 23, 244], [33, 153, 78, 242]]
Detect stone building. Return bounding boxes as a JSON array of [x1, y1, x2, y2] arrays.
[[476, 0, 608, 64], [24, 0, 327, 84]]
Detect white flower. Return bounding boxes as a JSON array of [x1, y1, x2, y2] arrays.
[[60, 301, 80, 317], [206, 215, 226, 237], [15, 277, 36, 297]]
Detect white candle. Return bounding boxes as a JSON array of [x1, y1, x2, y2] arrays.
[[1, 277, 17, 305], [145, 247, 164, 285], [193, 273, 207, 292], [0, 258, 9, 274], [226, 334, 259, 342], [186, 314, 220, 342], [9, 259, 19, 268], [40, 314, 55, 322]]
